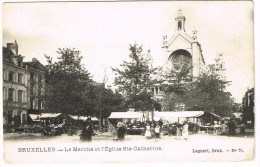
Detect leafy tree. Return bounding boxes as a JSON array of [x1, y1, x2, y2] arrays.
[[44, 48, 94, 116], [112, 43, 159, 111], [92, 83, 125, 131], [162, 73, 236, 116]]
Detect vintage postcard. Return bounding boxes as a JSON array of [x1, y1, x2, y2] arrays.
[[1, 0, 258, 165]]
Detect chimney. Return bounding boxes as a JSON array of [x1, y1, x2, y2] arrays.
[[7, 40, 18, 55]]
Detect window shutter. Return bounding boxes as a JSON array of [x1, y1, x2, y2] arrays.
[[23, 92, 26, 103], [13, 73, 16, 82], [3, 70, 7, 80], [23, 75, 25, 84], [13, 90, 16, 102]]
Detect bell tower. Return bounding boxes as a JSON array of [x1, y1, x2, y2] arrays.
[[175, 9, 186, 32]]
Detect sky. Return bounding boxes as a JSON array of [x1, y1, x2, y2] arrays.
[[2, 1, 254, 103]]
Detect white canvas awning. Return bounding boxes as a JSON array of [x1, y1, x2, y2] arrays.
[[108, 112, 144, 119], [39, 113, 62, 119], [29, 114, 40, 121], [68, 115, 98, 121], [154, 111, 204, 119]]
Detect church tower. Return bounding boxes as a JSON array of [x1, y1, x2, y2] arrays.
[[175, 9, 186, 32], [162, 9, 207, 80]]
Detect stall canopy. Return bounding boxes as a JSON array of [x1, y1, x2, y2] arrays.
[[68, 115, 98, 121], [154, 111, 204, 119], [39, 113, 62, 119], [108, 112, 144, 119], [231, 112, 243, 120], [29, 114, 41, 121]]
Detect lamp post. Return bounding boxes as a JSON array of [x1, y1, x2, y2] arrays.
[[99, 88, 103, 132]]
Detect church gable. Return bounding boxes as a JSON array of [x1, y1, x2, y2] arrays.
[[167, 34, 192, 54]]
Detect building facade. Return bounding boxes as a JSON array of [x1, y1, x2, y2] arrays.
[[208, 53, 226, 81], [3, 41, 29, 125], [3, 41, 45, 127], [152, 9, 227, 108], [162, 9, 208, 79], [242, 88, 254, 128], [24, 58, 46, 113]]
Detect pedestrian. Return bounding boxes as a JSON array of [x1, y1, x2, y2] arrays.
[[117, 122, 126, 141], [145, 124, 151, 139], [182, 122, 189, 141], [85, 122, 93, 141], [80, 120, 93, 142], [112, 125, 118, 141], [155, 124, 160, 140], [220, 121, 227, 135], [150, 123, 155, 139], [240, 122, 246, 134], [228, 119, 236, 136], [176, 123, 182, 140]]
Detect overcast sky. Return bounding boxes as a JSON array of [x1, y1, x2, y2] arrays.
[[2, 1, 254, 103]]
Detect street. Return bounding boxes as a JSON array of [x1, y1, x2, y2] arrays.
[[3, 132, 255, 163]]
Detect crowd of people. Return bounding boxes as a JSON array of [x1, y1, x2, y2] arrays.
[[78, 117, 246, 142], [143, 121, 190, 141]]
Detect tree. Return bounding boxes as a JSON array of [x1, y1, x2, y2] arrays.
[[160, 56, 192, 111], [92, 83, 125, 131], [162, 73, 236, 116], [112, 43, 158, 111], [44, 48, 94, 116]]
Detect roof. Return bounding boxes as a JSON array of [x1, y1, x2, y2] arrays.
[[68, 115, 98, 121], [2, 47, 15, 65], [108, 112, 144, 119], [39, 113, 62, 119], [154, 111, 204, 118], [24, 59, 46, 71]]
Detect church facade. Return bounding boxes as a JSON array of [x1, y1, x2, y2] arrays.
[[152, 9, 226, 106], [162, 9, 208, 78]]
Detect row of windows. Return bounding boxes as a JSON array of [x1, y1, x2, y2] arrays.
[[3, 87, 26, 103], [3, 69, 44, 84], [3, 87, 43, 110], [4, 110, 27, 125], [3, 69, 26, 84]]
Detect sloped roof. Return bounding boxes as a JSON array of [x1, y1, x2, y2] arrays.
[[24, 59, 46, 71], [2, 47, 15, 65]]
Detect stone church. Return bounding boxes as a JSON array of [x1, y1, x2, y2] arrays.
[[152, 9, 226, 105]]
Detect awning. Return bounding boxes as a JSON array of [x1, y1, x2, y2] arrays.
[[209, 112, 221, 118], [39, 113, 62, 119], [29, 114, 40, 121], [108, 112, 144, 119], [231, 112, 243, 119], [68, 115, 98, 121], [154, 111, 204, 119]]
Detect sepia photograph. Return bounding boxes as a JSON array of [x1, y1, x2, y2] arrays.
[[1, 0, 258, 165]]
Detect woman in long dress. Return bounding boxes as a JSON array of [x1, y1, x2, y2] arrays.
[[182, 122, 189, 141], [145, 124, 151, 139]]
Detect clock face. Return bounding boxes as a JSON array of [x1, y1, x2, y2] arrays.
[[171, 54, 192, 71]]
